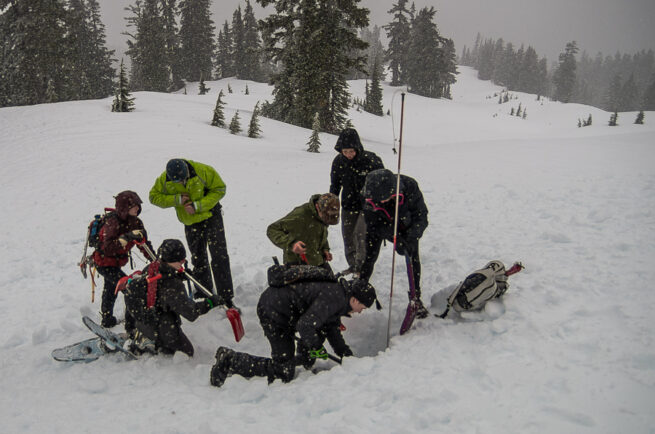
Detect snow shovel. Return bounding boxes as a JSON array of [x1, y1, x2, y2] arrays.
[[138, 241, 245, 342], [399, 255, 418, 335]]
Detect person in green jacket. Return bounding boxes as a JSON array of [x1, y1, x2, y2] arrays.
[[267, 193, 340, 267], [149, 159, 235, 307]]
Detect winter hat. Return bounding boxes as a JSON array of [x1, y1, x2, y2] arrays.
[[114, 190, 143, 219], [349, 279, 378, 308], [316, 193, 340, 225], [166, 159, 189, 183], [335, 128, 363, 153], [157, 239, 186, 263], [363, 168, 400, 203]]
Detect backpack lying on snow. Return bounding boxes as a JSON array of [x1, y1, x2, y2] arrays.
[[267, 257, 336, 287], [437, 260, 524, 318]]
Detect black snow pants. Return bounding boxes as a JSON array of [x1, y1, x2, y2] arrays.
[[97, 266, 135, 330], [184, 203, 234, 303]]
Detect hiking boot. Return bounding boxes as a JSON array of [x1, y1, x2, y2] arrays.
[[210, 346, 235, 387], [128, 330, 156, 355], [100, 314, 118, 328], [415, 299, 429, 319]]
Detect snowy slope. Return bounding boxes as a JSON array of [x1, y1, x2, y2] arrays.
[[1, 67, 654, 433]]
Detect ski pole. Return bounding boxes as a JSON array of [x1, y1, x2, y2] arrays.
[[386, 92, 406, 348]]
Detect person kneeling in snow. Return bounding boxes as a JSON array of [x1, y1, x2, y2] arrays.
[[122, 239, 221, 356], [210, 278, 379, 387]]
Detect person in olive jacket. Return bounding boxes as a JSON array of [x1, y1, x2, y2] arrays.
[[209, 278, 378, 387], [266, 193, 340, 267], [92, 190, 153, 328], [360, 168, 430, 318], [149, 159, 235, 307], [329, 128, 384, 275], [124, 239, 221, 356]]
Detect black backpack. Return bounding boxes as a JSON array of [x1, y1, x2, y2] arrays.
[[117, 262, 162, 324], [267, 257, 336, 287]]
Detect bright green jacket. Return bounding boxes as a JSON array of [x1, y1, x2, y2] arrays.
[[149, 160, 226, 226], [267, 194, 330, 266]]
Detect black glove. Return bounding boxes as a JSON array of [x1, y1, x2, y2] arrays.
[[395, 236, 410, 256], [335, 346, 353, 358], [122, 229, 145, 242], [206, 294, 221, 309]]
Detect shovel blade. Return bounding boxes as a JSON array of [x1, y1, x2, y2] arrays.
[[399, 301, 417, 335], [226, 308, 245, 342]]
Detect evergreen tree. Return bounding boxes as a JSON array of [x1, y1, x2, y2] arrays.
[[606, 73, 623, 111], [198, 75, 210, 94], [245, 84, 249, 95], [248, 101, 262, 138], [112, 59, 135, 112], [231, 5, 246, 78], [0, 0, 70, 106], [609, 111, 618, 126], [228, 83, 233, 93], [229, 110, 242, 134], [643, 74, 655, 110], [211, 89, 226, 127], [242, 0, 263, 81], [306, 112, 321, 153], [405, 7, 455, 98], [384, 0, 412, 85], [553, 41, 579, 103], [67, 0, 115, 100], [620, 73, 639, 111], [635, 110, 645, 124], [179, 0, 215, 82], [216, 21, 233, 78], [364, 55, 384, 115], [125, 0, 171, 92], [160, 0, 184, 91], [257, 0, 368, 133]]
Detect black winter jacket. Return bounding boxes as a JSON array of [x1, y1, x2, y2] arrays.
[[256, 280, 351, 353], [360, 169, 429, 280], [329, 138, 384, 211]]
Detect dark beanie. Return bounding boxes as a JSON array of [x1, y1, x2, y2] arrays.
[[157, 239, 186, 263], [349, 279, 378, 308], [166, 159, 189, 183]]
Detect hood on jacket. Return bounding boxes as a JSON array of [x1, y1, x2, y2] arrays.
[[115, 190, 143, 220], [334, 128, 364, 156], [362, 169, 403, 203]]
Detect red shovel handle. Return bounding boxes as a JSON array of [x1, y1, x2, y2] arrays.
[[505, 262, 524, 277]]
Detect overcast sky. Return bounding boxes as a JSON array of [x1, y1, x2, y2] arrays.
[[100, 0, 655, 65]]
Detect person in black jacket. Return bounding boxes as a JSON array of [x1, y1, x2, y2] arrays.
[[209, 278, 378, 387], [329, 128, 384, 275], [360, 168, 430, 318], [124, 239, 220, 356]]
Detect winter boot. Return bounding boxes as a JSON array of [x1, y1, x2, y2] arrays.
[[100, 312, 118, 328], [414, 298, 429, 319], [210, 346, 235, 387]]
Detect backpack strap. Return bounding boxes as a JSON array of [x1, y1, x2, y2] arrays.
[[146, 261, 162, 308]]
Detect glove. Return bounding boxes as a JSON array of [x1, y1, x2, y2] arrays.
[[336, 346, 353, 358], [308, 346, 329, 360], [395, 235, 416, 257], [120, 230, 144, 246], [206, 294, 221, 309]]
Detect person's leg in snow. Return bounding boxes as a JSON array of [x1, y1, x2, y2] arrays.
[[96, 266, 126, 328]]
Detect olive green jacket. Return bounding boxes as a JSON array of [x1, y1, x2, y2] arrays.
[[149, 160, 226, 226], [267, 194, 330, 266]]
